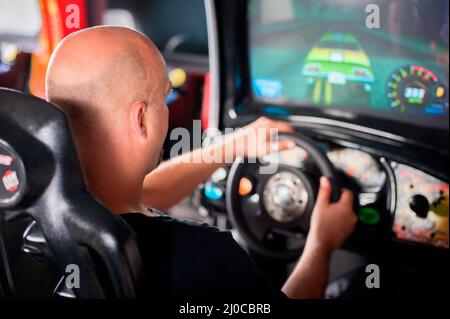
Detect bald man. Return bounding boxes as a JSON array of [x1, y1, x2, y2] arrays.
[[46, 26, 356, 299]]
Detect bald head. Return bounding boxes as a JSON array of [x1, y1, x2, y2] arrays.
[[46, 26, 167, 120], [45, 26, 171, 213]]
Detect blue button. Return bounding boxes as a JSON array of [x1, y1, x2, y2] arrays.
[[204, 183, 223, 201]]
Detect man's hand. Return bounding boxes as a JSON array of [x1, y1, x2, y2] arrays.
[[282, 176, 357, 299], [308, 177, 357, 253], [224, 117, 295, 159]]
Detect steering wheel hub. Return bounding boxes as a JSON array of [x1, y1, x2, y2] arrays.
[[263, 171, 309, 223]]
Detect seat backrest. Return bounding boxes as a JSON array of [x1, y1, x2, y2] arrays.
[[0, 88, 142, 298]]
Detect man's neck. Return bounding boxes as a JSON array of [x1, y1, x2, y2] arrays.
[[71, 122, 145, 214]]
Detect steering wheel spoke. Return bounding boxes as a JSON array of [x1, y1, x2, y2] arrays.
[[239, 194, 268, 241], [249, 214, 273, 242], [272, 227, 305, 240]]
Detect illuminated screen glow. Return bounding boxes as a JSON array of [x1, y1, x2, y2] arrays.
[[249, 0, 449, 129]]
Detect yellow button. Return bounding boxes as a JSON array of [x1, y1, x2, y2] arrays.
[[1, 43, 18, 64], [169, 68, 187, 89], [436, 85, 446, 98]]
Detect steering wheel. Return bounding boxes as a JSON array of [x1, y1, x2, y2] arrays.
[[226, 132, 341, 259]]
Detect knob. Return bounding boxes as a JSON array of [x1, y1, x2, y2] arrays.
[[409, 194, 429, 218]]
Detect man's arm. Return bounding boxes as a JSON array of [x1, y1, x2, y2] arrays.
[[282, 177, 357, 299], [142, 117, 294, 211], [142, 143, 226, 211]]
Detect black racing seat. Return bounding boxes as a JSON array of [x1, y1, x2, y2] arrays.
[[0, 88, 142, 298]]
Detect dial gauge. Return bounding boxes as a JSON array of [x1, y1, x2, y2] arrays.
[[327, 148, 386, 190], [387, 65, 447, 114]]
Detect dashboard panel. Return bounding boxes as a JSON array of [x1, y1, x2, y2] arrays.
[[201, 144, 449, 250], [327, 148, 386, 191], [392, 163, 449, 248]]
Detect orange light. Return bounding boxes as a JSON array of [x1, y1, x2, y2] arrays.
[[239, 177, 253, 196]]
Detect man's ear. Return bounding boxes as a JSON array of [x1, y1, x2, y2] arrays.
[[130, 101, 148, 139]]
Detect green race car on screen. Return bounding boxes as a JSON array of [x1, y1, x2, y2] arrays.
[[302, 33, 375, 88]]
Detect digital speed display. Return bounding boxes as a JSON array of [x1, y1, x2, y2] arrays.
[[387, 65, 447, 114]]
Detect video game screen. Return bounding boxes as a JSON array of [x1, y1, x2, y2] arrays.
[[249, 0, 449, 129]]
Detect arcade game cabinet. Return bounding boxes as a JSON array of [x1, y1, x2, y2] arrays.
[[199, 0, 449, 297]]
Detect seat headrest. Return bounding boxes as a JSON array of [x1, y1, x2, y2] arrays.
[[0, 88, 142, 298], [0, 88, 83, 209]]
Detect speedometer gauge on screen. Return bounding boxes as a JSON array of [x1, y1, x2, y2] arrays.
[[387, 65, 447, 114]]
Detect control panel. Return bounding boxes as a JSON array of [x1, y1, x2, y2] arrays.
[[392, 163, 449, 248]]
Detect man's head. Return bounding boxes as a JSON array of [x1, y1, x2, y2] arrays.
[[46, 26, 172, 213]]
